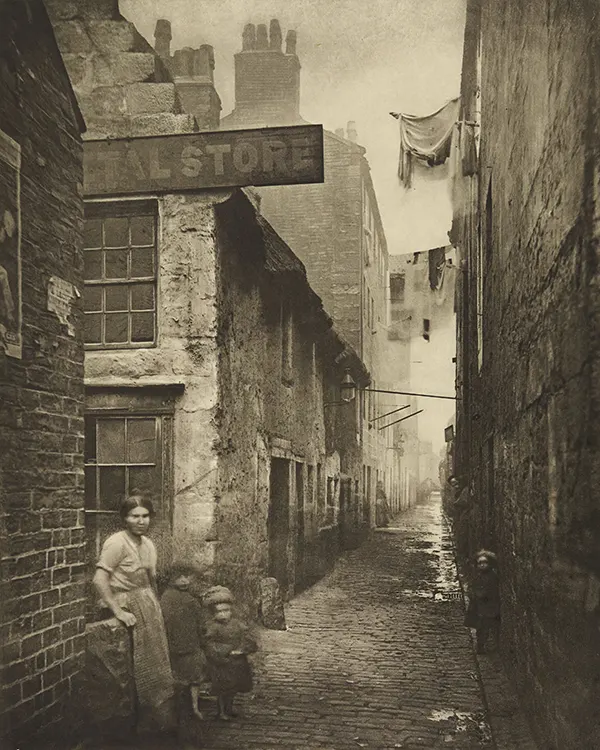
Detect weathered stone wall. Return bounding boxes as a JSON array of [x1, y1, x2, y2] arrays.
[[214, 191, 355, 613], [0, 2, 85, 746], [85, 191, 224, 573], [47, 0, 197, 140], [456, 1, 600, 747]]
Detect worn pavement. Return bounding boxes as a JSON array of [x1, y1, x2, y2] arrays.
[[195, 496, 537, 750]]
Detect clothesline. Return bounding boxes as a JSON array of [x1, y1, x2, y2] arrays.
[[390, 97, 460, 188]]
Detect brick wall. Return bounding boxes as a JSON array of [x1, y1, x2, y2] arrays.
[[221, 20, 301, 128], [257, 133, 364, 353], [0, 2, 85, 747], [454, 1, 600, 747]]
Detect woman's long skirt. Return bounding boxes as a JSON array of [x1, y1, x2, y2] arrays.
[[122, 587, 176, 733]]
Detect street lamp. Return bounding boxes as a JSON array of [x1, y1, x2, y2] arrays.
[[339, 369, 357, 403]]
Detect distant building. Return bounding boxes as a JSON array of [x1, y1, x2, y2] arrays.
[[214, 19, 402, 522], [0, 1, 86, 747]]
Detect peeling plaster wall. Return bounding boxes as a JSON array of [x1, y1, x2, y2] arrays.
[[85, 192, 226, 571], [214, 193, 341, 614]]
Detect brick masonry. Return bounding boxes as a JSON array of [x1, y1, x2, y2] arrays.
[[453, 1, 600, 748], [0, 1, 85, 747]]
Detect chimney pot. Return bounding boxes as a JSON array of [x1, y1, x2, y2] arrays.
[[347, 120, 358, 142], [154, 19, 172, 59], [256, 24, 268, 50], [270, 19, 282, 50], [242, 23, 256, 51], [285, 30, 297, 55]]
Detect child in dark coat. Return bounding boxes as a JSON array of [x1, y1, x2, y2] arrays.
[[202, 586, 258, 721], [464, 550, 501, 654], [160, 565, 212, 745]]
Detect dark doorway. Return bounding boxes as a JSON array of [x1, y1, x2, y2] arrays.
[[339, 477, 353, 549], [295, 462, 305, 592], [268, 458, 291, 594]]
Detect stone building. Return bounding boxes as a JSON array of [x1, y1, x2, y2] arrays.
[[0, 1, 86, 747], [197, 19, 401, 522], [48, 3, 370, 618], [451, 0, 600, 747]]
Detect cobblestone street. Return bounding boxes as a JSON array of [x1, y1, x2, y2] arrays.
[[201, 497, 498, 750]]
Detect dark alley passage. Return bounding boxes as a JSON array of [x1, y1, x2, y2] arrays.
[[200, 497, 524, 750]]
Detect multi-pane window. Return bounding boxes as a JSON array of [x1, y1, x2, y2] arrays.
[[84, 414, 170, 572], [84, 200, 157, 348]]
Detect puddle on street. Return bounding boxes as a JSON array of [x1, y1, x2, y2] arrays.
[[428, 709, 493, 745]]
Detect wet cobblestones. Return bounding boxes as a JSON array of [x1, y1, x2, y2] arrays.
[[201, 498, 501, 750]]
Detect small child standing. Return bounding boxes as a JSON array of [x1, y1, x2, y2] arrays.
[[464, 550, 501, 654], [202, 586, 258, 721], [160, 565, 212, 746]]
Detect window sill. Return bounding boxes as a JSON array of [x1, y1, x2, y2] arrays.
[[85, 341, 157, 350]]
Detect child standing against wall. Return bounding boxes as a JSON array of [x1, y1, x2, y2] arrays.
[[202, 586, 258, 721], [160, 565, 212, 746], [464, 550, 501, 654]]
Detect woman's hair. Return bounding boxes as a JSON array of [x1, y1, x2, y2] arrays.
[[119, 493, 155, 521]]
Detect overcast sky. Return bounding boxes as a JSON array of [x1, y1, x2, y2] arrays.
[[121, 0, 466, 256]]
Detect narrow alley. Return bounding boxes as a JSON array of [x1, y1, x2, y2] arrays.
[[199, 497, 526, 750]]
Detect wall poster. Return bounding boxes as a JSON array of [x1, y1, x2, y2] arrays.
[[0, 128, 21, 359]]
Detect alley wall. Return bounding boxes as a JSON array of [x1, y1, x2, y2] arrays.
[[456, 1, 600, 747], [0, 2, 85, 746]]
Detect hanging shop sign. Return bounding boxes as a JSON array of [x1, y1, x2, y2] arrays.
[[84, 124, 324, 196]]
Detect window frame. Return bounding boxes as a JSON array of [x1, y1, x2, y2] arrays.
[[83, 199, 159, 350]]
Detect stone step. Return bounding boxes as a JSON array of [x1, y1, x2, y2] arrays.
[[46, 0, 120, 21], [92, 53, 157, 86], [125, 82, 178, 115], [83, 113, 198, 140], [88, 21, 140, 53]]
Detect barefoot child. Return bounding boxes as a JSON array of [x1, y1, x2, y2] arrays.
[[202, 586, 258, 721], [464, 549, 500, 654], [160, 565, 212, 745]]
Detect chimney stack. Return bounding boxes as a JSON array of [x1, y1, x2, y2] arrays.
[[256, 24, 268, 50], [223, 19, 301, 128], [347, 121, 358, 142], [335, 128, 345, 138], [154, 26, 222, 130], [242, 23, 256, 51], [154, 19, 172, 60], [285, 30, 297, 55], [270, 19, 283, 50]]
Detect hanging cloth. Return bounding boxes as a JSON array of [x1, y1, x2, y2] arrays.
[[428, 246, 447, 291], [393, 98, 460, 188]]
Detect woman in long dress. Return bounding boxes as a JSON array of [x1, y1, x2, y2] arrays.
[[93, 495, 176, 737]]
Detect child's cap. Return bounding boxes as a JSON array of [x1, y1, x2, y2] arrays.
[[476, 549, 497, 564], [202, 585, 234, 607]]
